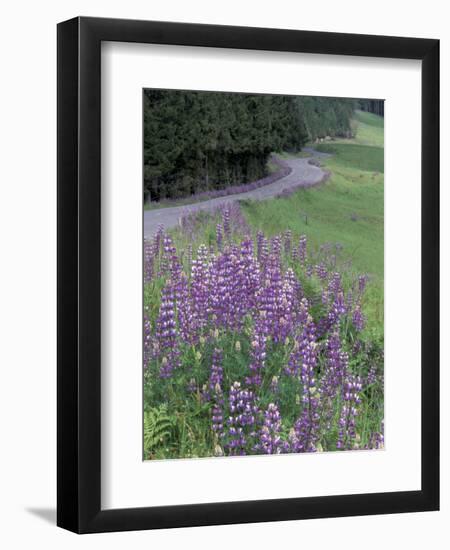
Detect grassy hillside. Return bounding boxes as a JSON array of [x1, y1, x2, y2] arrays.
[[349, 109, 385, 147], [315, 143, 383, 173]]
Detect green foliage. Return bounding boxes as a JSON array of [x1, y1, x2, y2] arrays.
[[357, 99, 384, 117], [143, 405, 174, 459], [354, 109, 384, 128], [298, 96, 354, 140]]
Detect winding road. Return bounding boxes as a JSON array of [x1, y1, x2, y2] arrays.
[[144, 150, 330, 238]]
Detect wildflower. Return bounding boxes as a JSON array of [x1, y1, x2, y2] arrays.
[[352, 304, 365, 331], [209, 348, 223, 391], [216, 223, 223, 251], [155, 281, 179, 378], [246, 319, 267, 386], [337, 375, 363, 450], [225, 382, 259, 455], [255, 403, 289, 454]]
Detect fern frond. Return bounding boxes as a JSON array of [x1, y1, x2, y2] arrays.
[[144, 405, 174, 456]]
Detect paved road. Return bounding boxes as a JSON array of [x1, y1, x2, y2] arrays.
[[144, 151, 330, 238]]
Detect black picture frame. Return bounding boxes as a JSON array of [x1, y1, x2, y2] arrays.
[[57, 16, 439, 534]]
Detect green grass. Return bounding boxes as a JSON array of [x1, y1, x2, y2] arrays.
[[315, 143, 384, 173], [354, 109, 385, 129], [349, 110, 385, 148], [279, 150, 312, 159]]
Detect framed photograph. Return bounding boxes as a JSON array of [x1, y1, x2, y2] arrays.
[[57, 16, 439, 533]]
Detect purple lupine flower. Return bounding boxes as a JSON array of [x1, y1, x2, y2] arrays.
[[366, 362, 377, 385], [337, 375, 363, 450], [365, 420, 384, 450], [255, 403, 289, 454], [191, 245, 211, 331], [297, 297, 310, 327], [352, 339, 363, 355], [185, 244, 193, 272], [176, 272, 195, 343], [346, 289, 354, 311], [365, 430, 384, 450], [290, 403, 320, 453], [154, 280, 180, 378], [290, 318, 320, 452], [239, 238, 260, 310], [320, 331, 348, 430], [157, 232, 176, 278], [209, 345, 225, 442], [256, 253, 289, 343], [327, 290, 347, 326], [222, 206, 231, 240], [153, 224, 164, 257], [143, 313, 151, 369], [352, 304, 365, 331], [298, 234, 307, 264], [321, 331, 348, 398], [216, 223, 223, 251], [270, 235, 282, 259], [284, 230, 292, 256], [210, 248, 248, 330], [321, 288, 330, 306], [256, 230, 264, 262], [314, 274, 345, 336], [328, 272, 343, 296], [163, 234, 182, 284], [280, 268, 301, 334], [246, 318, 267, 386], [144, 240, 155, 283], [200, 384, 211, 404], [259, 236, 269, 268], [257, 255, 279, 334], [225, 382, 259, 455], [315, 263, 328, 280], [210, 380, 225, 439], [285, 337, 301, 377], [283, 308, 314, 378], [358, 274, 368, 295], [209, 348, 223, 391]]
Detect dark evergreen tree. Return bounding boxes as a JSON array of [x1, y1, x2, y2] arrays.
[[358, 98, 384, 117], [143, 90, 357, 201]]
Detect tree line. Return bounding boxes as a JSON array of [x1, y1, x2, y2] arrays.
[[144, 90, 355, 202], [358, 98, 384, 117]]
